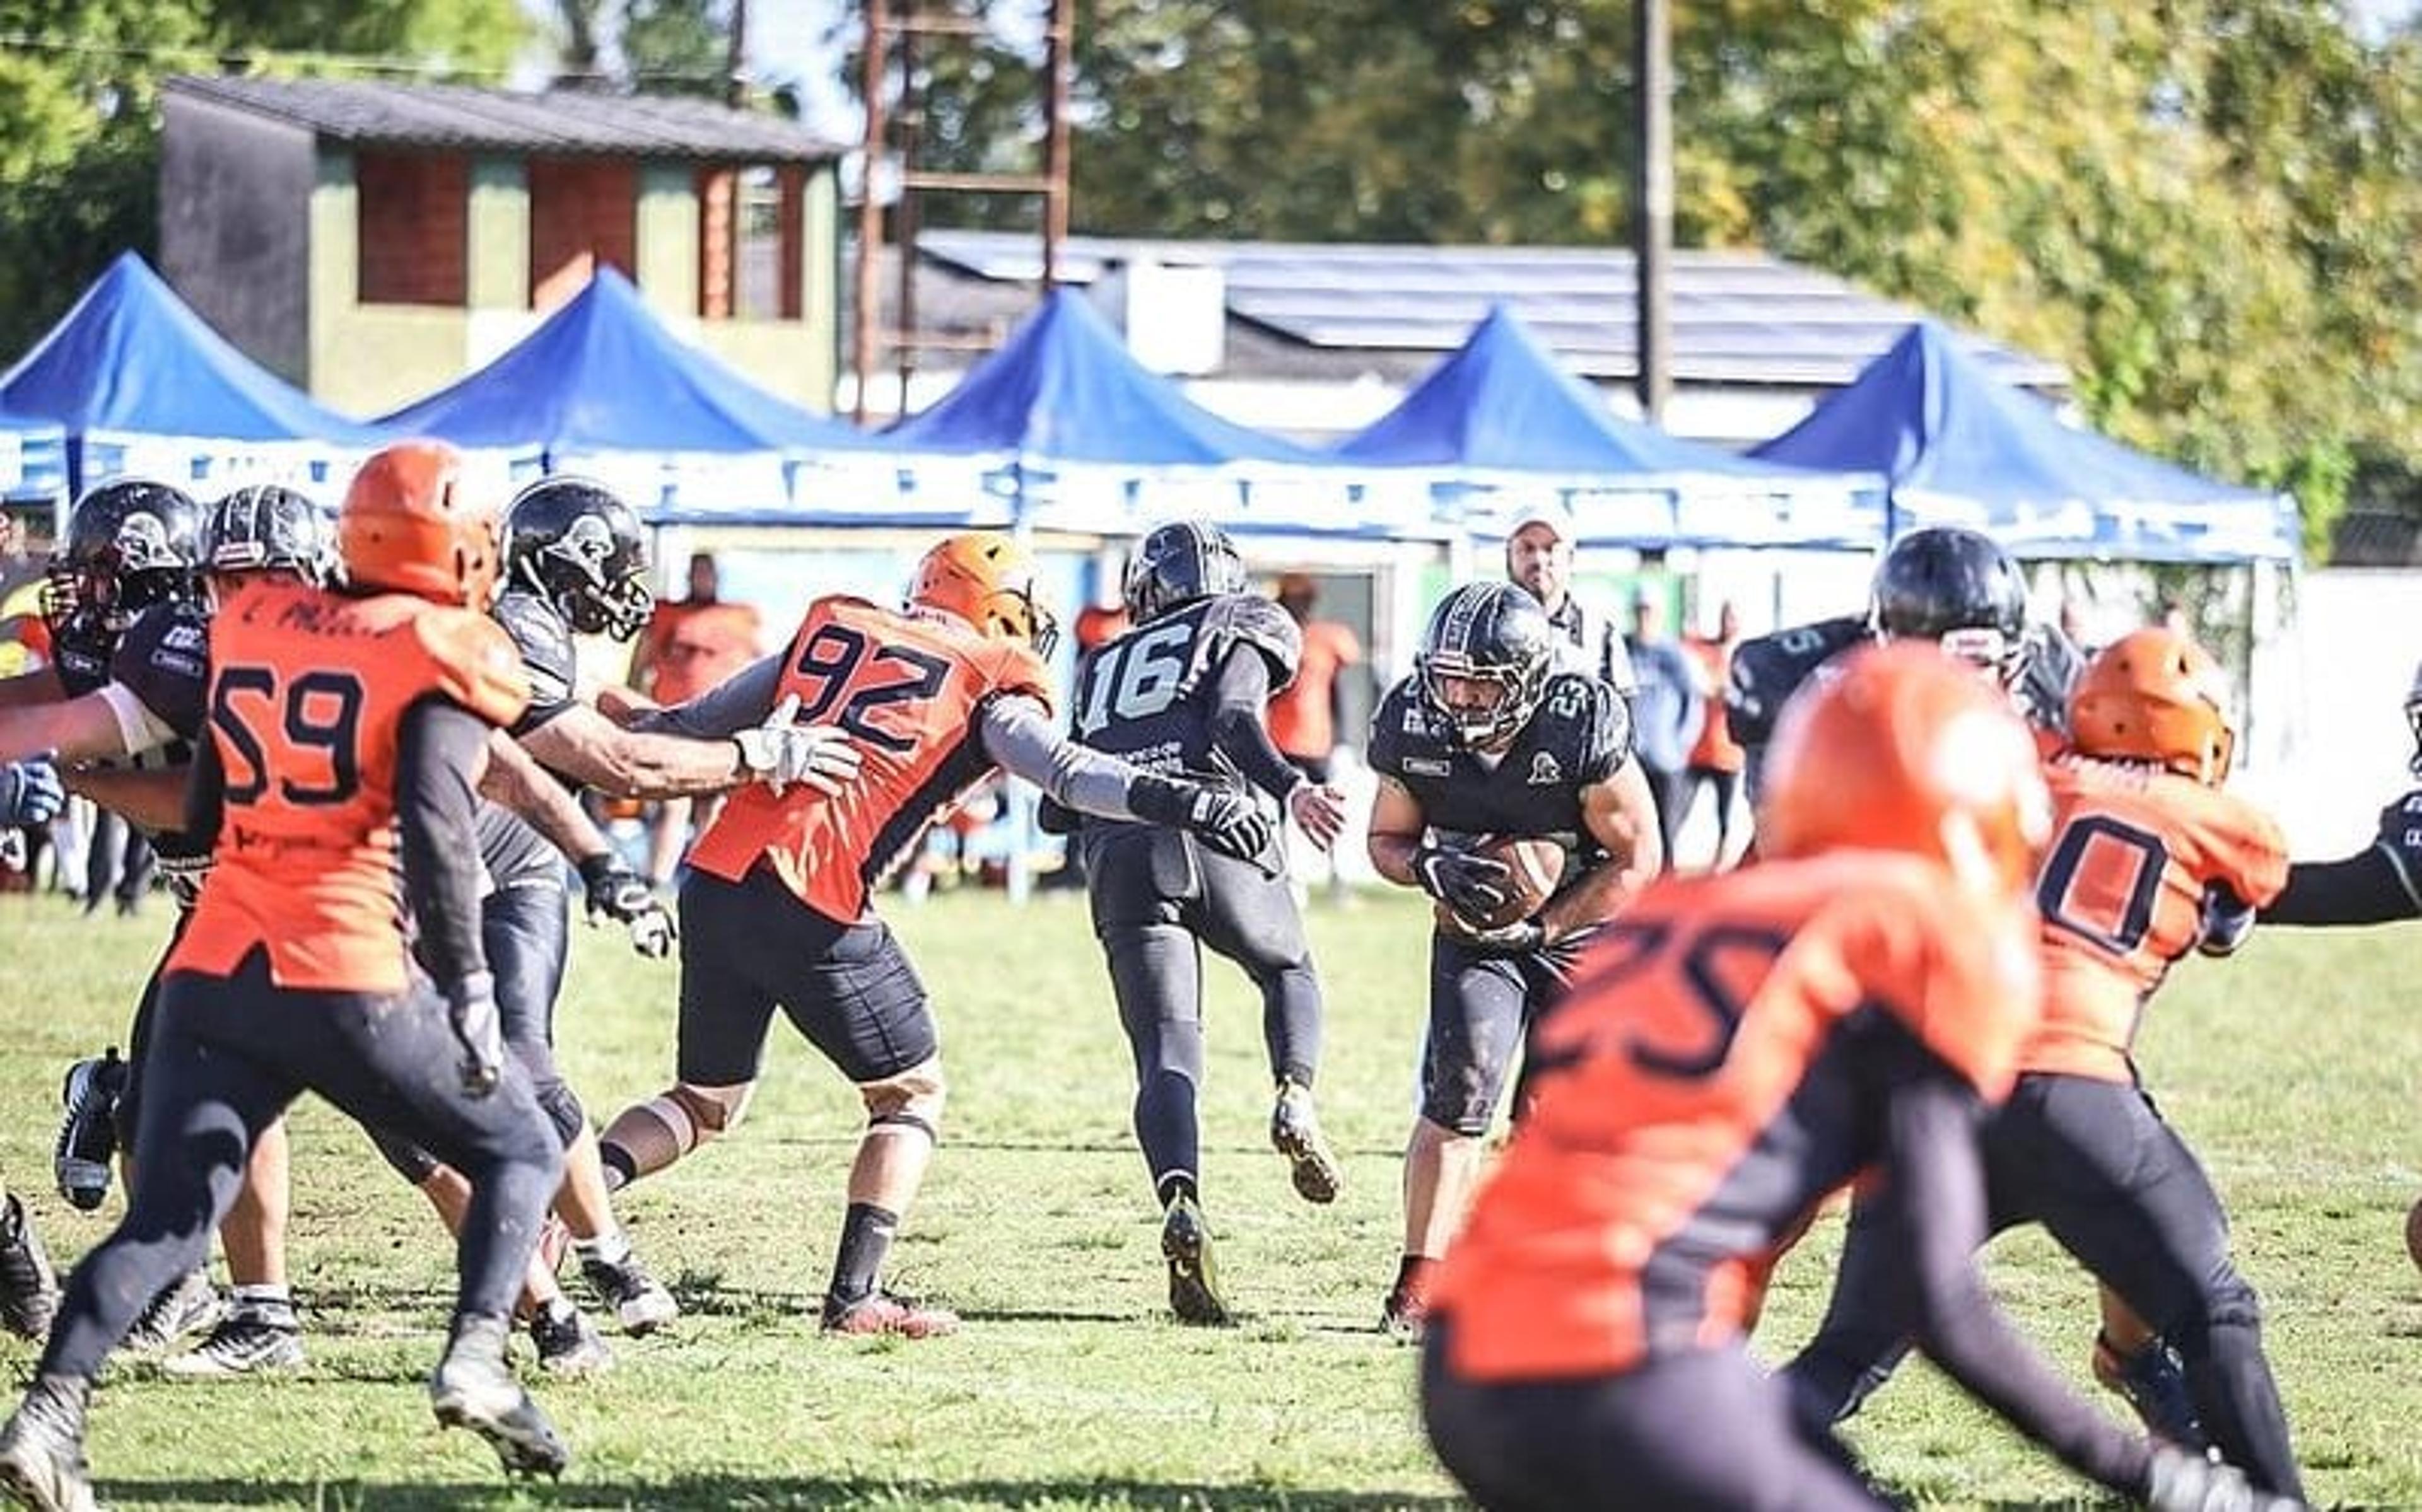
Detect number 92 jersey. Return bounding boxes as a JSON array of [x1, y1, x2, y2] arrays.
[[1369, 670, 1631, 869], [1068, 594, 1299, 781], [686, 594, 1054, 925]]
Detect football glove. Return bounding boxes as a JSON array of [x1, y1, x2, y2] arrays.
[[576, 853, 677, 960], [0, 761, 64, 828], [2145, 1446, 2307, 1512], [732, 693, 863, 798], [1178, 784, 1273, 863], [1412, 843, 1513, 922], [443, 970, 505, 1098]]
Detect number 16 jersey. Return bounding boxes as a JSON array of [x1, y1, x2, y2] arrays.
[[686, 595, 1053, 925]]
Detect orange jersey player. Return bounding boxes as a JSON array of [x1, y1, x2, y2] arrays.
[[0, 443, 578, 1511], [595, 532, 1273, 1339], [1420, 642, 2294, 1512], [1787, 628, 2305, 1504]]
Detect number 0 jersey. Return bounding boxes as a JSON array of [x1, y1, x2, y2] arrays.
[[1430, 851, 2040, 1381], [686, 595, 1053, 924], [169, 578, 531, 994], [2023, 755, 2288, 1082]]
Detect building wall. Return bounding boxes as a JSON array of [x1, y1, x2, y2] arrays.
[[160, 94, 318, 385]]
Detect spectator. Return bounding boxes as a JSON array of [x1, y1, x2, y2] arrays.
[[1682, 599, 1746, 868], [1622, 588, 1705, 867], [629, 552, 764, 888], [1503, 510, 1636, 696], [1266, 572, 1364, 899], [83, 808, 154, 917]]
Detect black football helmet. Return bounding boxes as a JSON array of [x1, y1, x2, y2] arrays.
[[502, 477, 653, 640], [1123, 520, 1249, 623], [1870, 525, 2028, 681], [1418, 581, 1555, 748], [42, 479, 205, 638], [204, 486, 338, 586], [2406, 660, 2422, 777]]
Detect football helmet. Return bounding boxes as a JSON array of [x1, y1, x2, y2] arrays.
[[204, 486, 338, 587], [42, 479, 204, 637], [1870, 526, 2028, 681], [503, 478, 653, 641], [336, 441, 501, 608], [909, 532, 1060, 656], [1123, 520, 1249, 623], [2068, 627, 2237, 785], [1417, 581, 1555, 749], [2406, 660, 2422, 777], [1759, 640, 2051, 898]]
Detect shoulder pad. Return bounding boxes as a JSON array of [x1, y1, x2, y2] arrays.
[[1368, 677, 1441, 779], [990, 639, 1056, 719], [2377, 790, 2422, 857], [1564, 674, 1634, 780], [1190, 595, 1302, 695], [1727, 617, 1864, 745], [108, 603, 213, 740], [414, 610, 531, 730], [492, 590, 577, 721], [2015, 624, 2084, 734]]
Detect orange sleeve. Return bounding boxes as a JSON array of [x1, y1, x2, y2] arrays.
[[2196, 787, 2290, 907], [414, 610, 532, 730], [993, 641, 1057, 719]]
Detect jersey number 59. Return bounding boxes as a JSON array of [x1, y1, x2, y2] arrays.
[[211, 666, 365, 807]]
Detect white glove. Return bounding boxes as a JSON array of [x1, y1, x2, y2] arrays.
[[732, 692, 864, 797], [2145, 1446, 2307, 1512]]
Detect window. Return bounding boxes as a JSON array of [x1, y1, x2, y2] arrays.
[[356, 153, 467, 306]]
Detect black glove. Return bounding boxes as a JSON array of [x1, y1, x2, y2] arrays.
[[1412, 843, 1513, 921], [578, 853, 677, 959], [0, 760, 64, 827], [1036, 795, 1079, 836], [2145, 1446, 2307, 1512], [1128, 774, 1272, 863], [1458, 918, 1547, 956], [443, 970, 505, 1098]]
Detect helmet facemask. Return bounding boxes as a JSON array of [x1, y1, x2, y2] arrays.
[[1420, 649, 1545, 750]]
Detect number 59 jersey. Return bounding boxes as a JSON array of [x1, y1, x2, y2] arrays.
[[170, 576, 531, 994], [687, 595, 1054, 924]]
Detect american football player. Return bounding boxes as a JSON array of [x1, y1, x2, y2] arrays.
[[595, 532, 1272, 1337], [0, 765, 62, 1349], [1420, 642, 2298, 1512], [1365, 580, 1661, 1336], [0, 442, 576, 1508], [2261, 661, 2422, 928], [1051, 519, 1350, 1325], [1786, 628, 2304, 1498]]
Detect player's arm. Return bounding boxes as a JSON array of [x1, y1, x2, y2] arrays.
[[1364, 773, 1428, 888], [476, 732, 674, 955], [612, 652, 858, 796], [1540, 757, 1661, 940], [979, 694, 1270, 861], [520, 699, 766, 800], [0, 680, 180, 766], [0, 666, 65, 711], [396, 696, 517, 1092], [64, 764, 189, 832], [2261, 851, 2419, 926], [1204, 645, 1347, 849]]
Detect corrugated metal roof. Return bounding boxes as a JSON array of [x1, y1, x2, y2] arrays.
[[165, 75, 845, 163], [916, 230, 2069, 390]]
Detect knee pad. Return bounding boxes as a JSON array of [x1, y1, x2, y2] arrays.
[[860, 1057, 946, 1142], [1420, 1060, 1499, 1137]]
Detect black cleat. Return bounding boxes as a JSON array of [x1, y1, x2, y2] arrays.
[[0, 1199, 58, 1344], [1269, 1081, 1342, 1206], [120, 1269, 221, 1356], [578, 1249, 677, 1335], [431, 1317, 571, 1478], [0, 1378, 94, 1512], [1160, 1195, 1231, 1327], [52, 1052, 126, 1214], [161, 1299, 305, 1378], [2092, 1332, 2209, 1452], [527, 1301, 612, 1378]]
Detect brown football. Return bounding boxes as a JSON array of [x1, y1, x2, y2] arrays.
[[2406, 1193, 2422, 1274], [1434, 834, 1566, 937]]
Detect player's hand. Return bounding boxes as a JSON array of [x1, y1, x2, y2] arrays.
[[1285, 781, 1348, 852], [0, 760, 65, 827], [1179, 784, 1273, 863], [577, 854, 677, 959], [443, 971, 505, 1098], [1459, 917, 1547, 956], [1412, 844, 1512, 921], [2144, 1446, 2307, 1512], [732, 693, 863, 797]]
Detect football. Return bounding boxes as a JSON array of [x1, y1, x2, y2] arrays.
[[2407, 1194, 2422, 1274], [1433, 833, 1566, 937]]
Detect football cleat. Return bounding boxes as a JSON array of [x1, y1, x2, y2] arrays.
[[160, 1299, 305, 1378], [0, 1378, 93, 1512], [527, 1302, 613, 1379], [1381, 1258, 1437, 1342], [52, 1052, 127, 1214], [821, 1291, 961, 1340], [1160, 1195, 1231, 1327], [431, 1317, 571, 1477], [0, 1199, 58, 1344], [1269, 1082, 1342, 1206], [120, 1269, 221, 1356], [578, 1250, 678, 1335], [2092, 1332, 2209, 1452]]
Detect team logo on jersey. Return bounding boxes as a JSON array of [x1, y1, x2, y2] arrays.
[[1528, 751, 1562, 784], [546, 515, 617, 583], [1401, 755, 1451, 777]]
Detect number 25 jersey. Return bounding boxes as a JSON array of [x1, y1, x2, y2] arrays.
[[170, 577, 531, 994], [686, 595, 1053, 924]]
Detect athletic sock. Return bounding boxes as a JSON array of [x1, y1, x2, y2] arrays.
[[828, 1202, 899, 1308]]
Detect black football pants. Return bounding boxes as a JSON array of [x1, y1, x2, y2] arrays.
[[1785, 1072, 2302, 1497], [39, 947, 563, 1383]]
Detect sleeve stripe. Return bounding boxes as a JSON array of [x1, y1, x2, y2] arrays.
[[2376, 840, 2422, 912]]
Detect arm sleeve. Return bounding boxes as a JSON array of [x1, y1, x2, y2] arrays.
[[2261, 849, 2422, 926], [182, 726, 225, 851], [1878, 1052, 2150, 1497], [395, 698, 495, 988], [1206, 647, 1306, 800], [981, 694, 1155, 822], [626, 653, 785, 740]]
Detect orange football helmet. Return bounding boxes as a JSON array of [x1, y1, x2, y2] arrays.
[[336, 441, 500, 608], [1759, 640, 2051, 898], [2068, 627, 2236, 784], [908, 532, 1060, 655]]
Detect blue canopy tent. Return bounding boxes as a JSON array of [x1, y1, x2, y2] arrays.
[[1752, 321, 2298, 563], [0, 412, 66, 511], [377, 268, 918, 525], [887, 288, 1413, 538], [0, 252, 388, 504], [1337, 305, 1882, 550]]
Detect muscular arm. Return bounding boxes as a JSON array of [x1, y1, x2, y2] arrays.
[[622, 653, 782, 740], [0, 683, 175, 765], [1540, 757, 1662, 939], [477, 731, 614, 867], [2261, 849, 2420, 926], [1365, 774, 1429, 888], [517, 699, 752, 800], [395, 699, 496, 988], [66, 765, 189, 832], [1205, 648, 1311, 802], [0, 666, 64, 711]]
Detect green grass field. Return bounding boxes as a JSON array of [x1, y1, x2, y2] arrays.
[[0, 883, 2417, 1510]]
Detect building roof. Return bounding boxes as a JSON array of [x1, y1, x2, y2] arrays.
[[165, 75, 845, 164], [913, 230, 2069, 392]]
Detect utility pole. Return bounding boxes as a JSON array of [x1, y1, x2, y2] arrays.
[[851, 0, 889, 424], [726, 0, 749, 107], [1632, 0, 1673, 422]]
